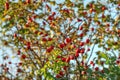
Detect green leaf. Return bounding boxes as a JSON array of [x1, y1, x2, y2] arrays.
[[99, 52, 108, 60]]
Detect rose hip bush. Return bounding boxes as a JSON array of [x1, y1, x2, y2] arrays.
[[0, 0, 120, 80]]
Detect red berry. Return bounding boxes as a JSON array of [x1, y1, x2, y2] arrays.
[[87, 48, 90, 51], [76, 48, 80, 53], [63, 66, 68, 71], [59, 43, 65, 48], [80, 33, 84, 37], [17, 50, 21, 55], [80, 42, 84, 46], [48, 38, 52, 41], [81, 71, 86, 75], [86, 38, 90, 44], [28, 17, 33, 23], [17, 68, 22, 72], [101, 6, 106, 11], [116, 60, 120, 64], [18, 62, 22, 66], [91, 27, 94, 31], [46, 46, 54, 53], [77, 19, 82, 22], [80, 48, 85, 54], [79, 26, 83, 30], [26, 0, 31, 4], [66, 57, 70, 63], [52, 12, 56, 16], [90, 61, 94, 64], [61, 58, 66, 62], [65, 38, 71, 43], [14, 33, 17, 38], [42, 38, 47, 42], [8, 62, 12, 64], [75, 52, 79, 57], [48, 16, 54, 20], [95, 67, 99, 71], [5, 1, 9, 10], [21, 54, 26, 59], [59, 71, 64, 76], [57, 55, 61, 58], [56, 74, 61, 78], [69, 55, 75, 60], [26, 42, 31, 49]]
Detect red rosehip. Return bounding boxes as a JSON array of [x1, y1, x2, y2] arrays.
[[26, 42, 31, 49], [8, 62, 12, 64], [48, 16, 54, 20], [80, 33, 84, 37], [101, 6, 106, 11], [5, 1, 9, 10], [87, 48, 90, 51], [76, 48, 80, 53], [65, 38, 71, 43], [66, 57, 70, 63], [46, 46, 54, 53], [95, 67, 99, 71], [48, 38, 52, 41], [28, 17, 33, 23], [86, 38, 90, 44], [69, 55, 75, 60], [17, 68, 22, 72], [101, 61, 104, 65], [52, 12, 56, 16], [14, 33, 17, 38], [56, 74, 61, 78], [83, 11, 87, 15], [57, 55, 61, 58], [18, 62, 22, 66], [21, 54, 26, 59], [63, 66, 68, 71], [26, 0, 31, 4], [59, 71, 64, 76], [79, 26, 83, 30], [42, 38, 47, 42], [59, 43, 65, 48], [77, 19, 82, 22], [90, 61, 94, 64], [91, 27, 94, 31], [81, 71, 86, 75], [116, 60, 120, 64], [17, 50, 21, 55], [92, 63, 95, 66], [61, 58, 66, 62], [80, 48, 85, 54], [80, 42, 84, 46], [75, 52, 79, 57]]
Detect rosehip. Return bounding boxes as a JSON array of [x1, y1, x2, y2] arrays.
[[79, 26, 83, 30], [65, 38, 71, 43], [21, 54, 26, 59], [80, 42, 84, 46], [59, 71, 64, 76], [86, 38, 90, 44], [61, 58, 66, 62], [26, 0, 31, 4], [5, 1, 9, 10], [56, 74, 61, 78], [80, 33, 84, 37], [95, 67, 99, 71]]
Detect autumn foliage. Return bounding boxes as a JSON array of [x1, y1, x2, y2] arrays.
[[0, 0, 120, 80]]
